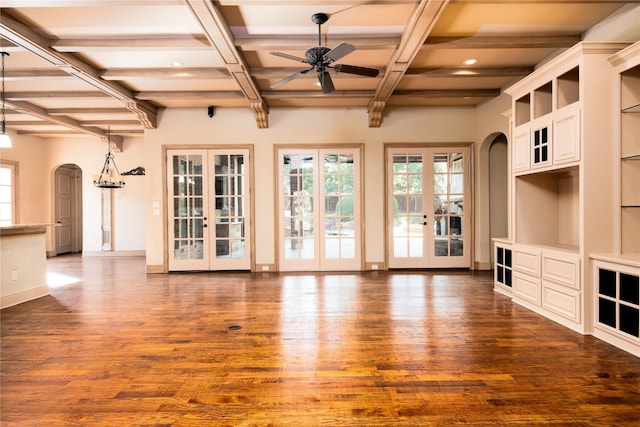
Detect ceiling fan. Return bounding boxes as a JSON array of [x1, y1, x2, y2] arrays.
[[269, 13, 380, 93]]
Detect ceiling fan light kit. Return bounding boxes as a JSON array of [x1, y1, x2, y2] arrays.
[[270, 13, 380, 93]]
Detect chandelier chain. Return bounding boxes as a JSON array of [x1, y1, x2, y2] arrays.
[[1, 52, 8, 133]]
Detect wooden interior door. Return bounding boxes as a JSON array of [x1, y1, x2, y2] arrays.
[[55, 165, 81, 255]]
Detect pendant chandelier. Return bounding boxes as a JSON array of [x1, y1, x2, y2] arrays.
[[93, 127, 125, 188], [0, 51, 11, 148]]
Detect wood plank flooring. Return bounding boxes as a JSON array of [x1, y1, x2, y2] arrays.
[[2, 255, 640, 426]]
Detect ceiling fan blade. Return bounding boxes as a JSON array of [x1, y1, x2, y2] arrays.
[[323, 42, 356, 63], [269, 51, 307, 63], [270, 69, 310, 89], [334, 64, 380, 78], [318, 70, 335, 93]]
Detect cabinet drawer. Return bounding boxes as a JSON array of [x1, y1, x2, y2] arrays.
[[513, 247, 541, 277], [513, 272, 541, 306], [542, 280, 581, 322], [542, 252, 580, 289]]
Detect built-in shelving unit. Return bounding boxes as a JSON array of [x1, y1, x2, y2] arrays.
[[515, 166, 578, 250], [620, 64, 640, 254], [588, 41, 640, 357], [500, 42, 631, 339], [557, 67, 580, 109]]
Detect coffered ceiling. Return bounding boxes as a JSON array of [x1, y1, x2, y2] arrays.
[[0, 0, 635, 145]]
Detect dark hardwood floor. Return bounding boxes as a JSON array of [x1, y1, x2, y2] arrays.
[[2, 254, 639, 426]]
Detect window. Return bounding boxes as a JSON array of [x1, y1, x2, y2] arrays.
[[0, 161, 17, 225]]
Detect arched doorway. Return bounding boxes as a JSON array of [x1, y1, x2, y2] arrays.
[[488, 135, 508, 266], [54, 164, 83, 255]]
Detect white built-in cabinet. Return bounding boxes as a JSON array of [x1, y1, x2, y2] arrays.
[[496, 42, 632, 339], [588, 41, 640, 358]]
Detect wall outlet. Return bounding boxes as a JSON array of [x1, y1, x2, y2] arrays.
[[365, 262, 384, 271], [11, 270, 18, 281], [262, 265, 269, 271]]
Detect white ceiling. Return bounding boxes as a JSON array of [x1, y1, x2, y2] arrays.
[[0, 0, 635, 145]]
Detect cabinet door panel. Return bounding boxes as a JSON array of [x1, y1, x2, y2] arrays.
[[513, 129, 530, 172], [553, 107, 581, 165]]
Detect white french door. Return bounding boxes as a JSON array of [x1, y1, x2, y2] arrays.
[[167, 149, 251, 271], [278, 148, 361, 271], [387, 147, 470, 269]]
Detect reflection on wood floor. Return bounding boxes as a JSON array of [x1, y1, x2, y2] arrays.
[[2, 255, 639, 426]]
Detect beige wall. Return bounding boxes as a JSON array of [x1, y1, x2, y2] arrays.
[[474, 93, 512, 269], [1, 132, 146, 255], [0, 130, 48, 225], [145, 106, 477, 271]]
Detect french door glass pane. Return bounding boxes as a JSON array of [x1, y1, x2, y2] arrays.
[[324, 153, 355, 260], [171, 154, 204, 260], [214, 154, 246, 259], [392, 154, 424, 258], [283, 155, 315, 260], [433, 152, 464, 257]]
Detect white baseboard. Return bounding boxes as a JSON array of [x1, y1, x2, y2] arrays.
[[474, 261, 491, 270], [1, 285, 49, 309], [145, 264, 166, 274], [82, 250, 146, 257]]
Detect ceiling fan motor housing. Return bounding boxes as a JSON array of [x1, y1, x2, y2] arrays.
[[305, 46, 331, 66]]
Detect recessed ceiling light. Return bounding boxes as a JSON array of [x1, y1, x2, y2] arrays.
[[453, 70, 478, 75], [463, 59, 477, 65], [170, 61, 184, 68]]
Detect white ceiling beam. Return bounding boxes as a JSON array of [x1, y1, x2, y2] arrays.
[[186, 0, 269, 128], [423, 35, 581, 49], [368, 0, 450, 127], [404, 67, 533, 78], [47, 108, 131, 114], [135, 91, 245, 100], [263, 91, 376, 99], [101, 68, 230, 80], [0, 11, 158, 132], [53, 36, 211, 51], [1, 0, 182, 6], [392, 89, 501, 98], [236, 36, 401, 51], [4, 99, 124, 149]]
